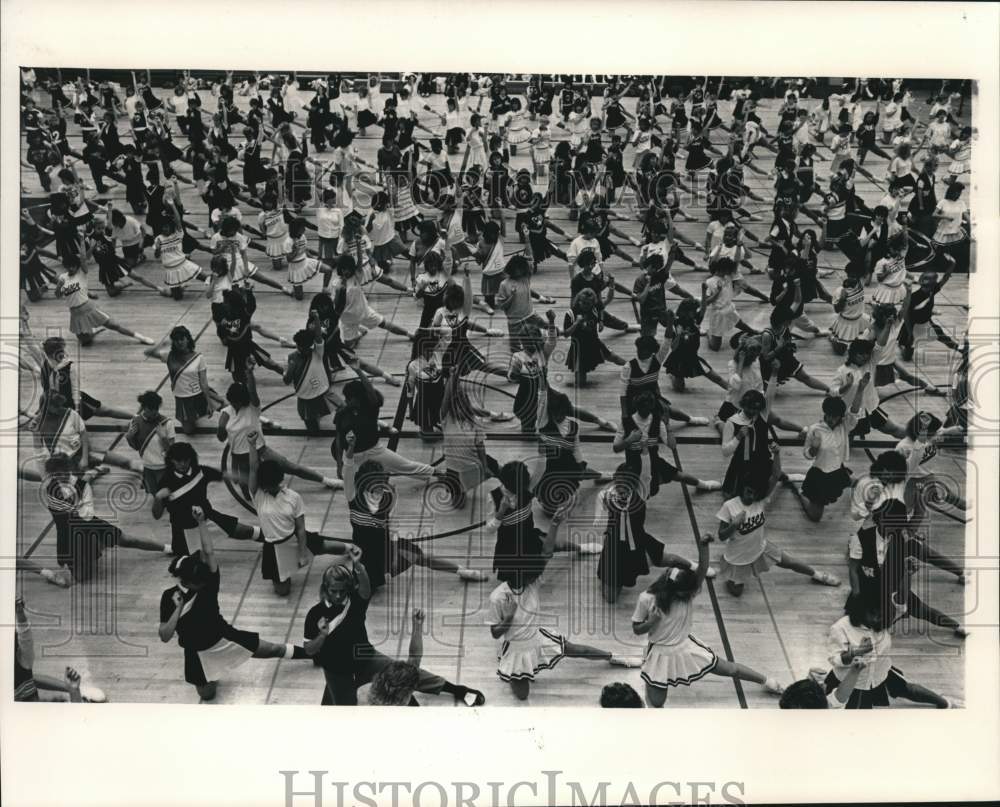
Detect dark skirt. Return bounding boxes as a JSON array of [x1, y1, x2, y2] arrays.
[[722, 447, 774, 498], [352, 526, 421, 589], [716, 400, 739, 422], [801, 465, 853, 505], [528, 233, 562, 264], [665, 350, 712, 379], [824, 666, 908, 709], [566, 332, 611, 375], [411, 379, 445, 431], [96, 256, 129, 287], [356, 109, 378, 128], [535, 459, 588, 515], [493, 525, 547, 585], [175, 393, 209, 423], [597, 528, 666, 589], [297, 394, 332, 423], [21, 255, 58, 296], [225, 339, 272, 380]]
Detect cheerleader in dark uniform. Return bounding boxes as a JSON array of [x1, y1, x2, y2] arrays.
[[664, 298, 729, 393], [158, 516, 313, 702], [217, 287, 285, 383], [562, 288, 627, 387], [596, 463, 696, 603], [405, 330, 445, 438], [343, 432, 488, 590], [20, 227, 58, 301], [684, 126, 720, 187], [533, 392, 608, 521], [517, 193, 568, 272], [239, 127, 269, 198], [85, 220, 132, 296], [431, 266, 506, 378], [613, 390, 721, 501]]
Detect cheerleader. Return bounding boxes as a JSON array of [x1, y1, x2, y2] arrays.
[[144, 326, 225, 435], [633, 254, 682, 338], [504, 97, 530, 155], [508, 315, 557, 433], [595, 463, 695, 603], [354, 80, 380, 135], [871, 232, 909, 306], [616, 384, 721, 499], [332, 253, 414, 349], [791, 388, 866, 521], [663, 298, 729, 393], [466, 113, 487, 169], [17, 456, 166, 589], [701, 258, 755, 352], [528, 117, 552, 179], [931, 181, 969, 273], [720, 385, 806, 498], [488, 508, 635, 702], [517, 193, 569, 271], [125, 390, 176, 494], [496, 255, 551, 347], [867, 302, 939, 395], [945, 126, 972, 180], [257, 195, 290, 272], [20, 225, 58, 301], [439, 97, 465, 155], [896, 411, 967, 522], [217, 287, 286, 382], [432, 267, 507, 379], [711, 472, 841, 597], [900, 257, 961, 361], [408, 220, 447, 294], [218, 358, 339, 492], [439, 369, 505, 508], [829, 273, 869, 356], [765, 200, 799, 279], [54, 253, 153, 347], [151, 442, 261, 557], [158, 517, 312, 702], [758, 300, 832, 395], [309, 563, 485, 706], [283, 217, 322, 300], [632, 535, 784, 707], [824, 595, 954, 710], [37, 335, 134, 425], [562, 288, 627, 387], [153, 218, 205, 300], [405, 330, 446, 439], [342, 431, 488, 590], [712, 334, 765, 435], [210, 215, 288, 295]]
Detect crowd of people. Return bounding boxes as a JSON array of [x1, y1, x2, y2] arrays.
[[17, 70, 971, 707]]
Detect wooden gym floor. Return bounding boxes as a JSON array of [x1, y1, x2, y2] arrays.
[[16, 77, 971, 706]]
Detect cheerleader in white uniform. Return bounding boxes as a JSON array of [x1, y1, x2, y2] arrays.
[[710, 474, 841, 597], [466, 114, 487, 169], [285, 217, 323, 300], [158, 516, 313, 702], [632, 533, 784, 707], [946, 126, 972, 179], [153, 219, 205, 300], [487, 509, 637, 701], [210, 216, 288, 296], [54, 253, 153, 347], [257, 196, 290, 272], [871, 236, 909, 306], [829, 274, 869, 355], [528, 117, 552, 179], [504, 98, 530, 155]]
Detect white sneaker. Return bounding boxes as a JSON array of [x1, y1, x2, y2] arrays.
[[458, 568, 489, 582], [575, 542, 603, 555], [687, 416, 711, 426], [696, 480, 722, 492], [162, 544, 173, 556], [784, 473, 806, 483], [812, 571, 841, 587], [609, 655, 641, 668], [322, 477, 344, 490], [490, 411, 515, 422], [40, 568, 72, 588], [705, 566, 718, 579], [80, 683, 107, 703], [135, 334, 155, 346], [763, 678, 784, 695], [486, 328, 504, 337], [944, 696, 964, 709]]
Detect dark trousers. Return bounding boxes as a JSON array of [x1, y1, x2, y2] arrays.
[[321, 649, 447, 705]]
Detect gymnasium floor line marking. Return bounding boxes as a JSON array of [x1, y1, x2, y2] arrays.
[[669, 443, 747, 708], [755, 576, 798, 685], [264, 479, 338, 705], [22, 309, 211, 559], [453, 486, 482, 696]]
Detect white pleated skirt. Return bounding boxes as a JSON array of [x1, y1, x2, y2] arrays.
[[641, 634, 718, 690], [497, 628, 566, 682]]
